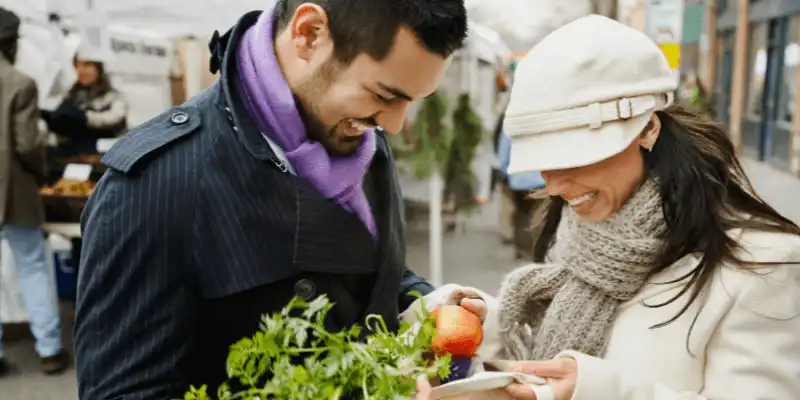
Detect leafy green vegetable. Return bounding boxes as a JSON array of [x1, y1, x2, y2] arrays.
[[389, 91, 451, 180], [389, 91, 486, 217], [443, 93, 484, 215], [185, 293, 451, 400]]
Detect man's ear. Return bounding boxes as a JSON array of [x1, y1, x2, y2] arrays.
[[639, 113, 662, 152], [288, 4, 331, 61]]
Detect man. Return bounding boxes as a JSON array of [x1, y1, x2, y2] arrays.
[[74, 0, 468, 398], [0, 7, 69, 376]]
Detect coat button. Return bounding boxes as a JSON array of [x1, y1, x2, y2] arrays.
[[293, 279, 316, 300], [170, 111, 189, 125]]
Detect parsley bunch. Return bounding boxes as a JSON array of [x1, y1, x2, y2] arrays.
[[185, 294, 451, 399]]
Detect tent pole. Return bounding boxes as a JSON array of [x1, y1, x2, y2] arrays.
[[429, 168, 443, 287]]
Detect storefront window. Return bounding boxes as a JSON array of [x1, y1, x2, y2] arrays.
[[746, 22, 769, 117], [779, 16, 800, 123]]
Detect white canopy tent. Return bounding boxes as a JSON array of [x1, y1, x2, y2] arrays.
[[1, 0, 275, 39], [465, 0, 593, 53]]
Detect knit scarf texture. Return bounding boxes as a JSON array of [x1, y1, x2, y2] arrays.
[[498, 179, 667, 360], [235, 9, 378, 238]]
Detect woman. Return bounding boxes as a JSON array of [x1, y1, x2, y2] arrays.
[[42, 54, 128, 157], [411, 15, 800, 400]]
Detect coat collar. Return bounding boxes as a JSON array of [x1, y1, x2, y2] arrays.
[[209, 11, 275, 161], [0, 54, 14, 72]]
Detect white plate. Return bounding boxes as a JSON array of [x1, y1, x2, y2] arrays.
[[429, 371, 546, 399]]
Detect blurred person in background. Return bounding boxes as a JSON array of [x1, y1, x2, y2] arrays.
[[0, 7, 69, 378], [74, 0, 472, 398], [493, 116, 514, 244], [677, 72, 711, 115], [41, 53, 128, 158], [496, 120, 546, 260], [415, 15, 800, 400]]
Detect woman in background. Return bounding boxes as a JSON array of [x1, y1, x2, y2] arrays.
[[42, 54, 128, 157]]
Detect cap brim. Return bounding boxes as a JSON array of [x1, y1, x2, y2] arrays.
[[506, 113, 652, 173]]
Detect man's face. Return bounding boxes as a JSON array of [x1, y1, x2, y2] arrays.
[[279, 6, 450, 155]]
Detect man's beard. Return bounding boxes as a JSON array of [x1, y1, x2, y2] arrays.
[[293, 59, 364, 156]]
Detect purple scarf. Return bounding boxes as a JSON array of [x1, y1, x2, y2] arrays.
[[235, 10, 378, 239]]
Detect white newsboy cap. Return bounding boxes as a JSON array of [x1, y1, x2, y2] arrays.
[[504, 14, 678, 173]]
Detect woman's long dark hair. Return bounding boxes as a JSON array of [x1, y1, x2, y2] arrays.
[[533, 104, 800, 329]]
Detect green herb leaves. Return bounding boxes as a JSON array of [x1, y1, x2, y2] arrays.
[[185, 293, 451, 400]]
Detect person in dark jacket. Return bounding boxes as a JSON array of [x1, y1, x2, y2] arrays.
[[42, 53, 127, 157], [0, 7, 70, 377], [73, 1, 469, 398]]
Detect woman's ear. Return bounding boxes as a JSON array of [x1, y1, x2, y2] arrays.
[[639, 113, 662, 152]]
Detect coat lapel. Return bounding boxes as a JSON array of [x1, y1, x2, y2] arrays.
[[293, 177, 379, 274], [360, 132, 404, 330]]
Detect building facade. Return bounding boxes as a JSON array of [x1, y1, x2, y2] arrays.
[[707, 0, 800, 174]]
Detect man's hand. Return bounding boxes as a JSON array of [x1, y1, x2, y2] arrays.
[[401, 284, 488, 324], [414, 375, 514, 400]]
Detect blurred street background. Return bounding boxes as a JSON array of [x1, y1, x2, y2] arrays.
[[2, 0, 799, 398]]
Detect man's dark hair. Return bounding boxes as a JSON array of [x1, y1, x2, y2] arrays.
[[274, 0, 468, 64]]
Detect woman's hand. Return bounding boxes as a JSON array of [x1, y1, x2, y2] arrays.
[[413, 358, 578, 400], [415, 375, 433, 399], [501, 358, 577, 400], [415, 375, 514, 400]]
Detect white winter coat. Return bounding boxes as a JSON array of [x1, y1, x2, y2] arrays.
[[414, 228, 800, 400]]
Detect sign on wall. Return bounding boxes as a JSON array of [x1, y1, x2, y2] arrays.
[[106, 29, 172, 76], [104, 27, 174, 127], [646, 0, 685, 78]]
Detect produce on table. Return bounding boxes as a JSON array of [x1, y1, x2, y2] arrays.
[[184, 293, 452, 400], [40, 179, 95, 196]]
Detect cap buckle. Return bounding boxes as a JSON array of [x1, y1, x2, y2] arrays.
[[616, 98, 633, 120]]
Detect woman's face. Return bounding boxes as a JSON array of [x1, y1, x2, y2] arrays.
[[75, 61, 100, 86], [540, 115, 661, 221]]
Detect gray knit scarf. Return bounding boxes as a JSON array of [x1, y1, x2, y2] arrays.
[[498, 179, 667, 361]]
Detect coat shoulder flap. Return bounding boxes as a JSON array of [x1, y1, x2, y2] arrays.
[[101, 104, 202, 174]]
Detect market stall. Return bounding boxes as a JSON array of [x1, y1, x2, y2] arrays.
[[36, 21, 178, 264], [0, 2, 196, 325], [392, 22, 511, 286], [0, 0, 547, 320]]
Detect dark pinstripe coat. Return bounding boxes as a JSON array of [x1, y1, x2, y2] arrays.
[[73, 11, 433, 399]]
